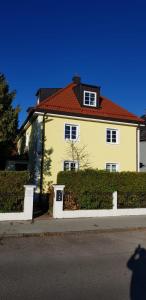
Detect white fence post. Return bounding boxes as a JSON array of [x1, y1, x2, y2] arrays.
[[23, 185, 36, 220], [112, 191, 117, 213], [52, 185, 65, 218]]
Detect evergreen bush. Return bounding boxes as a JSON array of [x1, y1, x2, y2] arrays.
[[57, 170, 146, 209], [0, 171, 29, 212]]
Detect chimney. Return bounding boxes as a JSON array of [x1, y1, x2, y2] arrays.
[[72, 75, 81, 84]]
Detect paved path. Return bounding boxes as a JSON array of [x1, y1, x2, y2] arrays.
[[1, 230, 146, 299], [0, 215, 146, 237]]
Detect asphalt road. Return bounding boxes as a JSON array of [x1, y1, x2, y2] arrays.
[[0, 230, 146, 300]]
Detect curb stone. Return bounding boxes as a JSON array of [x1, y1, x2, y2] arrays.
[[0, 226, 146, 239]]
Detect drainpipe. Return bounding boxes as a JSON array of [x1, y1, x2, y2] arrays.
[[40, 113, 46, 196], [136, 126, 140, 172]]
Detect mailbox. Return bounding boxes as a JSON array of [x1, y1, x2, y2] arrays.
[[56, 190, 63, 201]]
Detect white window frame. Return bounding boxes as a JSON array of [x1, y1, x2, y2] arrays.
[[83, 91, 97, 107], [63, 160, 79, 171], [105, 163, 119, 172], [106, 128, 119, 144], [64, 123, 79, 141]]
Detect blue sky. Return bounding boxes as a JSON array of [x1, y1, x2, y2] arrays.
[[0, 0, 146, 126]]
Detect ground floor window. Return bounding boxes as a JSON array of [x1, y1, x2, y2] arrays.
[[63, 161, 78, 171], [106, 163, 119, 172]]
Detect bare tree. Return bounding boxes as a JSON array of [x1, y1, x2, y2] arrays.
[[66, 141, 90, 170]]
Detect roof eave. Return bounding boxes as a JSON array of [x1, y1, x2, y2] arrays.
[[35, 108, 143, 125]]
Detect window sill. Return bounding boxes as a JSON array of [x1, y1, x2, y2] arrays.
[[106, 142, 119, 145]]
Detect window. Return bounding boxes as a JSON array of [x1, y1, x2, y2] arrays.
[[64, 161, 78, 171], [106, 163, 119, 172], [65, 124, 79, 141], [84, 91, 96, 107], [106, 128, 119, 144]]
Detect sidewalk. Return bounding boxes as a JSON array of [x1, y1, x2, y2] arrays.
[[0, 215, 146, 237]]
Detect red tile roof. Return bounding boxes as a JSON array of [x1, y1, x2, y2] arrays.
[[36, 82, 143, 124]]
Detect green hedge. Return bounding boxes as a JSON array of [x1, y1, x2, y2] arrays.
[[117, 192, 146, 208], [0, 171, 30, 212], [57, 170, 146, 209]]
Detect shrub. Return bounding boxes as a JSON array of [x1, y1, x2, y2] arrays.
[[57, 170, 146, 209], [117, 192, 146, 208], [0, 171, 29, 212], [78, 191, 113, 209]]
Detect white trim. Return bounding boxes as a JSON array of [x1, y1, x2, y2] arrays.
[[25, 131, 30, 147], [53, 185, 65, 219], [137, 128, 140, 172], [64, 123, 80, 141], [83, 90, 97, 107], [0, 185, 35, 222], [34, 112, 140, 127], [57, 207, 146, 218], [105, 162, 119, 172], [53, 188, 146, 219], [106, 128, 119, 144]]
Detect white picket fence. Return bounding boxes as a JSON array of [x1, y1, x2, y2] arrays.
[[0, 185, 35, 221], [53, 185, 146, 219]]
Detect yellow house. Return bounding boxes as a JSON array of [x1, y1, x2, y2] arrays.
[[17, 76, 143, 193]]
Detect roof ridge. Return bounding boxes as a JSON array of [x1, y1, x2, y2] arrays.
[[37, 82, 75, 108]]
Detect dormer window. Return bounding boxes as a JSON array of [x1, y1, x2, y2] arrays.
[[84, 91, 97, 107]]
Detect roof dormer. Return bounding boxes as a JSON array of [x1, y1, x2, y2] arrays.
[[72, 76, 100, 108], [83, 90, 97, 107], [35, 88, 62, 104]]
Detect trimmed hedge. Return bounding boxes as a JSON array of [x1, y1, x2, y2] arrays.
[[117, 192, 146, 208], [57, 170, 146, 209], [0, 171, 30, 212], [63, 191, 113, 210]]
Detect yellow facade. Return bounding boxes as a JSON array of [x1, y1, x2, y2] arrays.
[[44, 115, 137, 185], [17, 121, 32, 154]]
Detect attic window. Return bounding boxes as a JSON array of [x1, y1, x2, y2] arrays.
[[84, 91, 96, 107]]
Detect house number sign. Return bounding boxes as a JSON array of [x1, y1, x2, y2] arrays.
[[56, 190, 63, 201]]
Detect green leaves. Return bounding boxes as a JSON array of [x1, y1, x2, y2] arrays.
[[0, 73, 16, 109], [0, 171, 29, 212], [58, 170, 146, 210], [0, 73, 19, 168]]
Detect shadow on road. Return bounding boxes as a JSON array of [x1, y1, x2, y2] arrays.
[[127, 244, 146, 300]]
